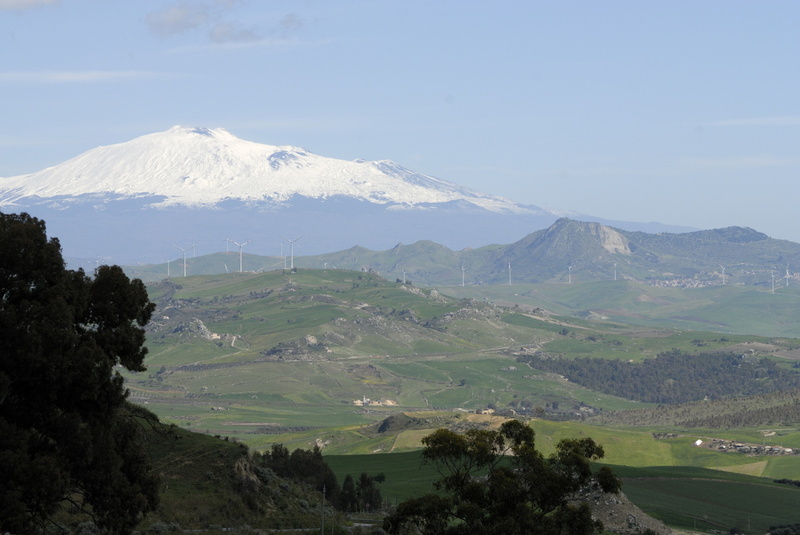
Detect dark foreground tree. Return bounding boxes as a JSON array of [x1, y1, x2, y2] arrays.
[[260, 443, 341, 507], [383, 420, 621, 535], [0, 213, 159, 534]]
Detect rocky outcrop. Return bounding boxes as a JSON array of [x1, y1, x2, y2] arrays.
[[579, 484, 672, 535]]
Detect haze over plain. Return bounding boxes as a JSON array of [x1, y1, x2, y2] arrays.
[[1, 1, 799, 243]]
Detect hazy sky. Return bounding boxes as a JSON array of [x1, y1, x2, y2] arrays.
[[2, 1, 799, 242]]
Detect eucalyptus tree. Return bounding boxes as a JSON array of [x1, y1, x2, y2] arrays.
[[0, 212, 159, 534], [383, 420, 620, 535]]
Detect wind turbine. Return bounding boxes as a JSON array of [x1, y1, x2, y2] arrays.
[[461, 263, 466, 287], [568, 265, 572, 285], [508, 262, 511, 286], [786, 264, 791, 287], [719, 265, 726, 285], [402, 269, 406, 284], [771, 271, 776, 294], [282, 236, 303, 269], [232, 240, 250, 272], [175, 245, 189, 277]]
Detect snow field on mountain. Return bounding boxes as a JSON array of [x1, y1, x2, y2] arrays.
[[0, 126, 530, 213]]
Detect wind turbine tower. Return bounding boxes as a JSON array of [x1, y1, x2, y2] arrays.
[[232, 240, 250, 272], [508, 262, 511, 286], [568, 265, 572, 285], [787, 264, 791, 287], [282, 236, 303, 269], [175, 245, 189, 277], [462, 264, 466, 287], [720, 265, 726, 285]]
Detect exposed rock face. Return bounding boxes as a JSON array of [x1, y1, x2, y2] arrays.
[[579, 484, 672, 535], [171, 318, 219, 340], [598, 224, 631, 254]]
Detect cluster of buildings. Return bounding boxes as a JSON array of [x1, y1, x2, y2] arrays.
[[696, 438, 796, 455], [352, 396, 397, 407]]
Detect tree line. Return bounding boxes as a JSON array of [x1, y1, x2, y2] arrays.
[[520, 350, 800, 404], [256, 443, 384, 514], [590, 388, 800, 428]]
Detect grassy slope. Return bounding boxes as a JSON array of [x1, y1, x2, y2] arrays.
[[609, 465, 800, 534], [132, 270, 668, 445], [126, 407, 800, 535], [50, 407, 337, 533], [443, 280, 800, 338], [130, 250, 800, 338], [325, 443, 800, 535], [124, 268, 800, 533], [129, 269, 800, 457]]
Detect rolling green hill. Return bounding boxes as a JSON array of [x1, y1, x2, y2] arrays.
[[441, 279, 800, 337], [129, 268, 653, 448], [127, 268, 800, 449], [125, 218, 800, 337], [116, 267, 800, 534]]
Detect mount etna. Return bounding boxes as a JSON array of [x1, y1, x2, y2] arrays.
[[0, 126, 691, 265]]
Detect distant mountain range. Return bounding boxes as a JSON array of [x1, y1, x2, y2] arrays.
[[126, 218, 800, 289], [0, 126, 692, 264]]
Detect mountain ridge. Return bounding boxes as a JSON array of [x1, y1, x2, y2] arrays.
[[0, 127, 693, 263], [124, 217, 800, 289]]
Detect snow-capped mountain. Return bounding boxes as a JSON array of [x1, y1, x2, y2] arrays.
[[0, 126, 689, 266], [0, 126, 531, 213]]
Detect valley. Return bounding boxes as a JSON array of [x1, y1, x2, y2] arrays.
[[127, 267, 800, 444], [119, 264, 800, 533], [4, 6, 799, 531]]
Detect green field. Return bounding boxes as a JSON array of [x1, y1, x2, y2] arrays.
[[621, 473, 800, 533], [443, 280, 800, 338], [120, 268, 800, 533], [324, 450, 800, 535]]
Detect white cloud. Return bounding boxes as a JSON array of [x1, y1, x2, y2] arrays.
[[145, 4, 208, 37], [146, 2, 304, 47], [277, 13, 303, 39], [209, 22, 259, 44], [0, 0, 57, 11], [706, 116, 800, 127], [0, 70, 167, 83]]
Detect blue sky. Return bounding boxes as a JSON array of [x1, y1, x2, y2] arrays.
[[2, 0, 799, 242]]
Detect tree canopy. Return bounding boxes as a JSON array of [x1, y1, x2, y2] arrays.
[[383, 420, 620, 535], [0, 212, 159, 534], [520, 350, 800, 404]]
